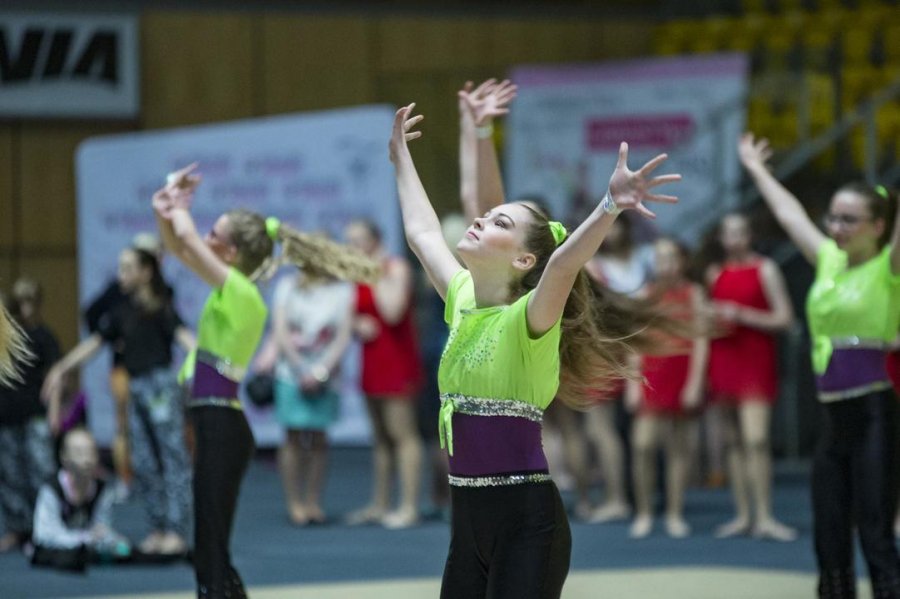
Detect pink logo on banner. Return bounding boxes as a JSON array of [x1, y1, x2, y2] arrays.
[[586, 115, 695, 151]]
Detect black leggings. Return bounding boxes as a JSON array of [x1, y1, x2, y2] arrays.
[[813, 391, 900, 598], [191, 407, 255, 599], [441, 481, 571, 599]]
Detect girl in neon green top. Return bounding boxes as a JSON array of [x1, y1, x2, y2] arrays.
[[739, 133, 900, 598], [391, 101, 682, 599], [153, 165, 377, 599]]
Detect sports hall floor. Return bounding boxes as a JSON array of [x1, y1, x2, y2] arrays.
[[0, 449, 882, 598]]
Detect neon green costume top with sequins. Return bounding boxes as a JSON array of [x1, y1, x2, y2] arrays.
[[807, 241, 900, 375], [179, 267, 268, 384], [437, 269, 562, 454]]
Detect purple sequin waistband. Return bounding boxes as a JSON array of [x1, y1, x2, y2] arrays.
[[816, 347, 891, 401], [446, 412, 549, 477]]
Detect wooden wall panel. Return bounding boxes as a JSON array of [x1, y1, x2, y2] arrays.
[[141, 13, 259, 128], [0, 126, 14, 251], [262, 15, 375, 114], [0, 254, 13, 293], [18, 124, 127, 251], [19, 126, 82, 251], [375, 17, 493, 73], [16, 256, 79, 350]]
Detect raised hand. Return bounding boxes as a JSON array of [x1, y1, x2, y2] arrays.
[[166, 162, 201, 193], [737, 132, 773, 170], [460, 78, 518, 126], [153, 163, 200, 219], [389, 103, 424, 164], [458, 80, 474, 119], [607, 142, 681, 220]]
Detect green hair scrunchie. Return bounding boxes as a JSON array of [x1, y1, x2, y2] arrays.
[[875, 184, 889, 200], [548, 221, 568, 246], [265, 216, 281, 241]]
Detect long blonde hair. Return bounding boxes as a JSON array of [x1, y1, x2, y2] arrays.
[[0, 303, 31, 386], [225, 209, 380, 284]]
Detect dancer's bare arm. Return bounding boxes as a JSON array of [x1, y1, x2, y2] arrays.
[[458, 79, 517, 220], [738, 133, 826, 264], [527, 143, 681, 336], [153, 164, 230, 288], [390, 104, 463, 300]]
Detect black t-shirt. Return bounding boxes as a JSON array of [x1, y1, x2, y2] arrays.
[[96, 297, 182, 377], [0, 323, 61, 425], [83, 281, 127, 367]]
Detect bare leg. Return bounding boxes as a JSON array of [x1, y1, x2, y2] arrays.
[[716, 404, 751, 538], [546, 402, 591, 518], [381, 398, 423, 528], [346, 398, 392, 525], [740, 400, 796, 542], [110, 367, 133, 497], [665, 417, 697, 538], [586, 402, 630, 522], [703, 404, 727, 488], [630, 413, 659, 538], [303, 430, 329, 523], [278, 430, 307, 524]]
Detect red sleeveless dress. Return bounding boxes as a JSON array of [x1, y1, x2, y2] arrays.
[[641, 284, 695, 414], [708, 260, 778, 403], [355, 282, 423, 399]]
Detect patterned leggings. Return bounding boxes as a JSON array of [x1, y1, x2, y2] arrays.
[[129, 369, 192, 536], [0, 418, 54, 536]]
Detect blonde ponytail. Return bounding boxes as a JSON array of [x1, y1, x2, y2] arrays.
[[0, 304, 31, 386]]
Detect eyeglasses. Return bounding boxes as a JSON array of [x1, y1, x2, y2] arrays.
[[822, 213, 872, 228]]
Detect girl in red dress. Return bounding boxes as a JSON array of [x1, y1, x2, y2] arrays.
[[706, 213, 796, 542], [344, 219, 424, 529], [627, 238, 708, 539]]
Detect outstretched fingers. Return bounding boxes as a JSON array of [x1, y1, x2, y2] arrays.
[[646, 173, 682, 188], [615, 142, 629, 170], [636, 153, 669, 177]]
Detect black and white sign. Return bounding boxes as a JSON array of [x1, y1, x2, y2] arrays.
[[0, 12, 138, 118]]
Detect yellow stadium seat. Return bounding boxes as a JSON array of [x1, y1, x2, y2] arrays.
[[841, 26, 875, 67]]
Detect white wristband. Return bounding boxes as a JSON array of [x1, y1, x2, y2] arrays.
[[600, 190, 622, 215], [475, 124, 494, 140]]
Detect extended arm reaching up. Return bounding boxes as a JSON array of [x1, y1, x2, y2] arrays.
[[738, 133, 826, 264], [526, 143, 681, 336], [458, 79, 518, 220], [389, 104, 463, 300], [153, 164, 230, 288]]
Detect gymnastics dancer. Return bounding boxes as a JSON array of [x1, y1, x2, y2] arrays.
[[739, 133, 900, 598], [153, 164, 377, 598], [390, 102, 680, 598]]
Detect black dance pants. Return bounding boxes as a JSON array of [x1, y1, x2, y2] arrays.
[[191, 407, 255, 599], [813, 390, 900, 598], [441, 481, 571, 599]]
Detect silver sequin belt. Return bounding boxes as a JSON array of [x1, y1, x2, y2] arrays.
[[448, 472, 552, 488]]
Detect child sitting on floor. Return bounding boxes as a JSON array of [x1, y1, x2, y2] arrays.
[[31, 427, 130, 571]]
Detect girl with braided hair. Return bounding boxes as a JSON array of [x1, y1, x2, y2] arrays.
[[153, 164, 377, 599], [391, 103, 681, 598]]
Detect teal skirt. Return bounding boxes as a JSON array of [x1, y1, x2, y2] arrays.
[[274, 379, 339, 431]]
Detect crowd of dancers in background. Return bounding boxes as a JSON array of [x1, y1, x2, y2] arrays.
[[0, 77, 897, 599]]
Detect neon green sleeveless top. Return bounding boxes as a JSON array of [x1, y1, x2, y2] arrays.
[[438, 269, 562, 407], [180, 267, 268, 382], [806, 240, 900, 374]]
